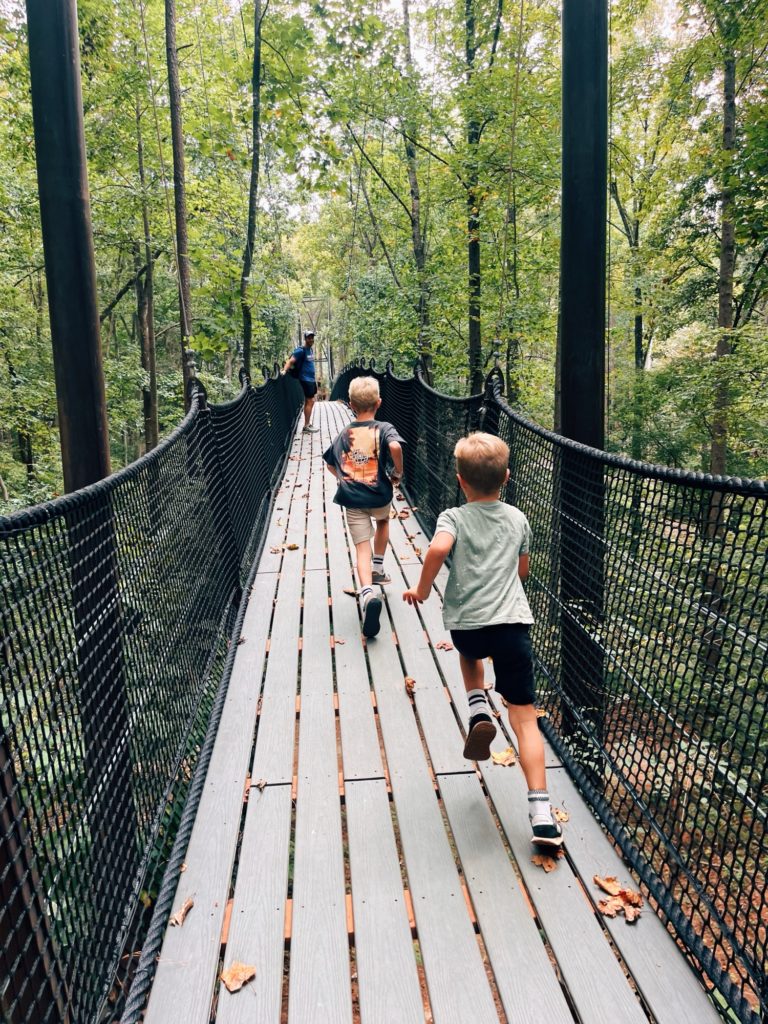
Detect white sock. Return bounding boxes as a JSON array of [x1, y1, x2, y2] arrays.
[[372, 554, 384, 570], [528, 789, 553, 827], [360, 585, 374, 606], [467, 688, 489, 721]]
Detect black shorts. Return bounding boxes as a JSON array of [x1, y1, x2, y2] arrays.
[[300, 380, 318, 398], [450, 623, 535, 706]]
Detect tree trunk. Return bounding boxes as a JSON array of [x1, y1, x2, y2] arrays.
[[240, 0, 263, 379], [465, 0, 483, 394], [401, 0, 432, 381], [710, 52, 736, 480], [165, 0, 194, 408], [135, 98, 158, 451]]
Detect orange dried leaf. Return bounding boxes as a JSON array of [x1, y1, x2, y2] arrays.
[[624, 904, 642, 923], [412, 546, 422, 556], [285, 543, 300, 551], [491, 746, 517, 767], [554, 808, 570, 823], [619, 887, 643, 908], [255, 778, 267, 792], [334, 636, 346, 645], [594, 875, 622, 897], [398, 510, 410, 519], [435, 640, 454, 651], [532, 853, 558, 872], [170, 897, 194, 927], [220, 962, 256, 993], [404, 676, 416, 695], [270, 546, 282, 554], [598, 896, 624, 918], [395, 492, 405, 501]]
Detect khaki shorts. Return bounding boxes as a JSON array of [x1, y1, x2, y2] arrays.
[[345, 504, 392, 546]]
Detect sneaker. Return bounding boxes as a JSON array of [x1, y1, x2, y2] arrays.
[[362, 594, 382, 638], [530, 821, 564, 849], [462, 713, 497, 761], [372, 570, 391, 585], [302, 424, 320, 433]]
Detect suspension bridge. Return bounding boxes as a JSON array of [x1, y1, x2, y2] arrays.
[[1, 361, 765, 1023], [3, 0, 766, 1021]]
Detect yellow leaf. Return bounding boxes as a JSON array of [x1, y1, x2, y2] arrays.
[[170, 897, 194, 927], [491, 746, 517, 766], [220, 962, 256, 993], [593, 875, 622, 897], [404, 676, 416, 695], [554, 807, 570, 823], [285, 543, 300, 551]]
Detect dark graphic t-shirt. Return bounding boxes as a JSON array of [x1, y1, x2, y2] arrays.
[[323, 420, 404, 509], [292, 345, 316, 383]]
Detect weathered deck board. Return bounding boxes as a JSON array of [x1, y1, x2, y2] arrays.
[[144, 402, 721, 1024]]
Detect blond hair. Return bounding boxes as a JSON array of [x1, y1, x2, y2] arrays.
[[454, 432, 509, 494], [349, 376, 381, 413]]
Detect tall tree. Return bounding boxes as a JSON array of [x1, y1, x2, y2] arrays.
[[240, 0, 263, 378], [165, 0, 194, 407], [135, 95, 159, 450]]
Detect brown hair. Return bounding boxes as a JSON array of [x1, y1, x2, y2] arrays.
[[348, 376, 380, 413], [454, 432, 509, 494]]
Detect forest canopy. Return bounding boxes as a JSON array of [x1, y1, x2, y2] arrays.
[[0, 0, 766, 512]]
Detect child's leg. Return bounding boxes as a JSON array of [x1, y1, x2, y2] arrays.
[[506, 703, 546, 791], [373, 516, 389, 557], [455, 649, 496, 761], [355, 539, 373, 588], [371, 509, 391, 583]]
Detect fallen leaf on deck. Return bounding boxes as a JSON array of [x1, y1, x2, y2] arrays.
[[412, 546, 422, 556], [237, 636, 247, 645], [398, 510, 410, 519], [285, 543, 300, 551], [491, 708, 501, 718], [395, 492, 404, 501], [277, 518, 284, 527], [255, 778, 267, 792], [334, 636, 346, 645], [270, 546, 281, 554], [170, 897, 194, 927], [532, 853, 559, 872], [343, 587, 357, 596], [594, 875, 622, 897], [435, 640, 454, 651], [554, 807, 570, 823], [220, 962, 256, 993], [404, 676, 416, 695], [595, 877, 644, 922], [491, 746, 517, 766]]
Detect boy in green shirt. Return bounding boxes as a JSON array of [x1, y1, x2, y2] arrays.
[[403, 432, 562, 848]]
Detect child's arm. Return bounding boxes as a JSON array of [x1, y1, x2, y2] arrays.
[[518, 552, 529, 581], [403, 531, 454, 604], [388, 440, 404, 482]]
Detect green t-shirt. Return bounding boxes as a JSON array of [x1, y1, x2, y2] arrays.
[[435, 501, 534, 631]]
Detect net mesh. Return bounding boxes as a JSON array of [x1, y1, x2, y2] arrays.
[[334, 360, 767, 1024], [0, 371, 301, 1024]]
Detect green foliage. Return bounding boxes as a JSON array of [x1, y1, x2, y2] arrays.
[[0, 0, 766, 511]]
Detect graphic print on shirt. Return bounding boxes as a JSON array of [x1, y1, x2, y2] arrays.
[[340, 425, 379, 486]]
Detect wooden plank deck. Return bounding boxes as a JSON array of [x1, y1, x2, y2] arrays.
[[144, 401, 722, 1024]]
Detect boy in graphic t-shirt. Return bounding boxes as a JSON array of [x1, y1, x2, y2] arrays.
[[403, 432, 563, 848], [324, 376, 404, 639]]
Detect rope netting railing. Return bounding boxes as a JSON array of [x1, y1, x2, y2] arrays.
[[0, 368, 302, 1024], [333, 360, 768, 1023]]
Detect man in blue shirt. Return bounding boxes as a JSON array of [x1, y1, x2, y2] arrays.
[[283, 329, 319, 433]]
